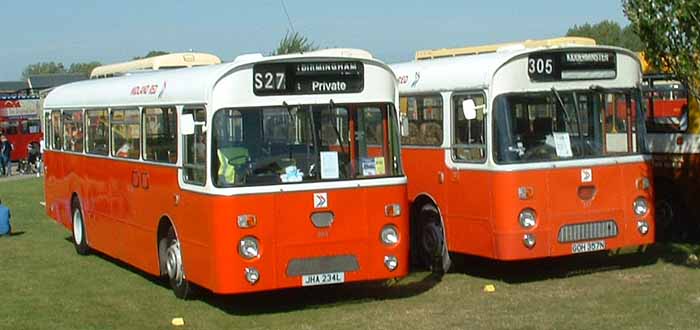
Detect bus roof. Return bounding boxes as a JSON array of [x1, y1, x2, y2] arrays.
[[89, 52, 222, 79], [391, 44, 640, 93], [45, 48, 383, 109]]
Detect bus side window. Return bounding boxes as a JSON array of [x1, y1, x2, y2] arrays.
[[51, 110, 62, 150], [63, 110, 84, 153], [143, 107, 177, 163], [22, 119, 41, 134], [86, 109, 109, 155], [399, 95, 443, 146], [183, 108, 207, 185], [44, 112, 52, 150], [452, 93, 486, 162], [111, 109, 141, 159]]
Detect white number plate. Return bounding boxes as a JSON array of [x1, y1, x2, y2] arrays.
[[571, 240, 606, 254], [301, 272, 345, 287]]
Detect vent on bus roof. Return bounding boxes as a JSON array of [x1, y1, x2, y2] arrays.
[[305, 48, 373, 60], [415, 37, 597, 60], [233, 53, 264, 63]]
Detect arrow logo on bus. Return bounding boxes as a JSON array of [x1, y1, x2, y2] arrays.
[[314, 192, 328, 209]]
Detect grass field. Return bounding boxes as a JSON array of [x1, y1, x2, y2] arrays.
[[1, 177, 699, 330]]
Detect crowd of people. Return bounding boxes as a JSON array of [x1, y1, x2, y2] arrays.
[[0, 134, 43, 177]]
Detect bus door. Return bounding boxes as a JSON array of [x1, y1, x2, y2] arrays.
[[446, 92, 493, 254]]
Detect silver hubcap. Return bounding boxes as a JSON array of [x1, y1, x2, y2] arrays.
[[166, 240, 184, 285], [73, 209, 83, 245]]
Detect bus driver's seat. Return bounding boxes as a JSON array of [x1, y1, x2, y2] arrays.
[[217, 147, 249, 185]]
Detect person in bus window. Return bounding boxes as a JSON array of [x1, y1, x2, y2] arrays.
[[0, 135, 13, 176]]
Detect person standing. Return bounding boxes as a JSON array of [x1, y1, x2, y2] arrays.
[[0, 135, 13, 176], [0, 199, 11, 236]]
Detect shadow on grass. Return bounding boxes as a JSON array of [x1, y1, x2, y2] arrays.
[[447, 243, 699, 284], [63, 236, 441, 315], [10, 231, 26, 237], [200, 272, 442, 315]]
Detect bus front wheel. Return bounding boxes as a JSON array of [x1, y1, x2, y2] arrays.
[[71, 198, 90, 255], [163, 227, 193, 299], [414, 204, 450, 275]]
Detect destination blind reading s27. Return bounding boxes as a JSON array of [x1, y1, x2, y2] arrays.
[[253, 61, 364, 96]]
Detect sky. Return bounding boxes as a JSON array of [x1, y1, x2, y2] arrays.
[[1, 0, 630, 81]]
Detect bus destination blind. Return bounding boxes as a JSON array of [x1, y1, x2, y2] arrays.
[[527, 51, 617, 82], [253, 61, 364, 95]]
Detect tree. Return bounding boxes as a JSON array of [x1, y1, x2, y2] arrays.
[[68, 61, 102, 75], [624, 0, 700, 99], [566, 20, 644, 51], [272, 32, 318, 55], [132, 50, 170, 60], [21, 62, 66, 79]]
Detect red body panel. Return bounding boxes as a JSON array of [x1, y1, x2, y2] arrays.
[[402, 147, 655, 261], [44, 151, 409, 294]]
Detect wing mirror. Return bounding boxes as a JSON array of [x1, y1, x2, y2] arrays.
[[181, 113, 195, 135], [462, 99, 478, 120]]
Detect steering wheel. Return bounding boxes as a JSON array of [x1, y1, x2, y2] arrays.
[[522, 144, 557, 161]]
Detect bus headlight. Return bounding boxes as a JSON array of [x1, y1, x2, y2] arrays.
[[238, 236, 260, 259], [637, 221, 650, 235], [523, 234, 536, 249], [384, 255, 398, 271], [633, 197, 649, 216], [380, 225, 399, 245], [518, 208, 537, 229], [244, 267, 260, 284]]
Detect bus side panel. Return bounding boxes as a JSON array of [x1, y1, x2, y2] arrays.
[[44, 150, 71, 229], [83, 156, 120, 257], [119, 163, 177, 275], [445, 169, 495, 258], [173, 190, 215, 288], [401, 148, 447, 207]]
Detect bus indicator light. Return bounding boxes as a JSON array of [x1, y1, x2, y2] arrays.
[[237, 214, 257, 229], [636, 177, 651, 191], [518, 186, 534, 200], [244, 267, 260, 284], [384, 204, 402, 217]]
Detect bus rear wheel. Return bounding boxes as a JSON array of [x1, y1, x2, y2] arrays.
[[414, 204, 450, 275], [71, 198, 90, 255], [163, 227, 193, 299]]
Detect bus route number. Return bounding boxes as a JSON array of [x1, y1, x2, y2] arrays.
[[528, 58, 554, 75], [254, 71, 286, 91]]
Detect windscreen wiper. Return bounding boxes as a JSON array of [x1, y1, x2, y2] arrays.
[[328, 99, 346, 154], [551, 87, 581, 154]]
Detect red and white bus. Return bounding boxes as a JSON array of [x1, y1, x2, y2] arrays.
[[0, 97, 43, 161], [643, 73, 700, 240], [43, 49, 408, 298], [390, 38, 655, 271]]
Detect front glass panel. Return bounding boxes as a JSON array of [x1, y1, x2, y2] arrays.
[[212, 103, 401, 187], [494, 89, 643, 163]]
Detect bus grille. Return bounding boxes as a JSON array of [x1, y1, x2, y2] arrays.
[[287, 255, 359, 276], [558, 220, 619, 243]]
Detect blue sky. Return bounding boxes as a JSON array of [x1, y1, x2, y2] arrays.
[[2, 0, 629, 81]]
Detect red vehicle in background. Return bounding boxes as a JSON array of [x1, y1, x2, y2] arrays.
[[0, 97, 43, 161]]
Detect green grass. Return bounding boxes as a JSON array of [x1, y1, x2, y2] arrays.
[[1, 178, 699, 330]]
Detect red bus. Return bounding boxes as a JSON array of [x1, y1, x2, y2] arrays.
[[0, 97, 43, 161], [43, 49, 409, 298], [391, 38, 655, 272], [643, 74, 700, 240]]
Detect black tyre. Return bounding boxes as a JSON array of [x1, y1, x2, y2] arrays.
[[413, 204, 450, 274], [71, 198, 90, 255], [655, 194, 689, 242], [163, 226, 193, 299]]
